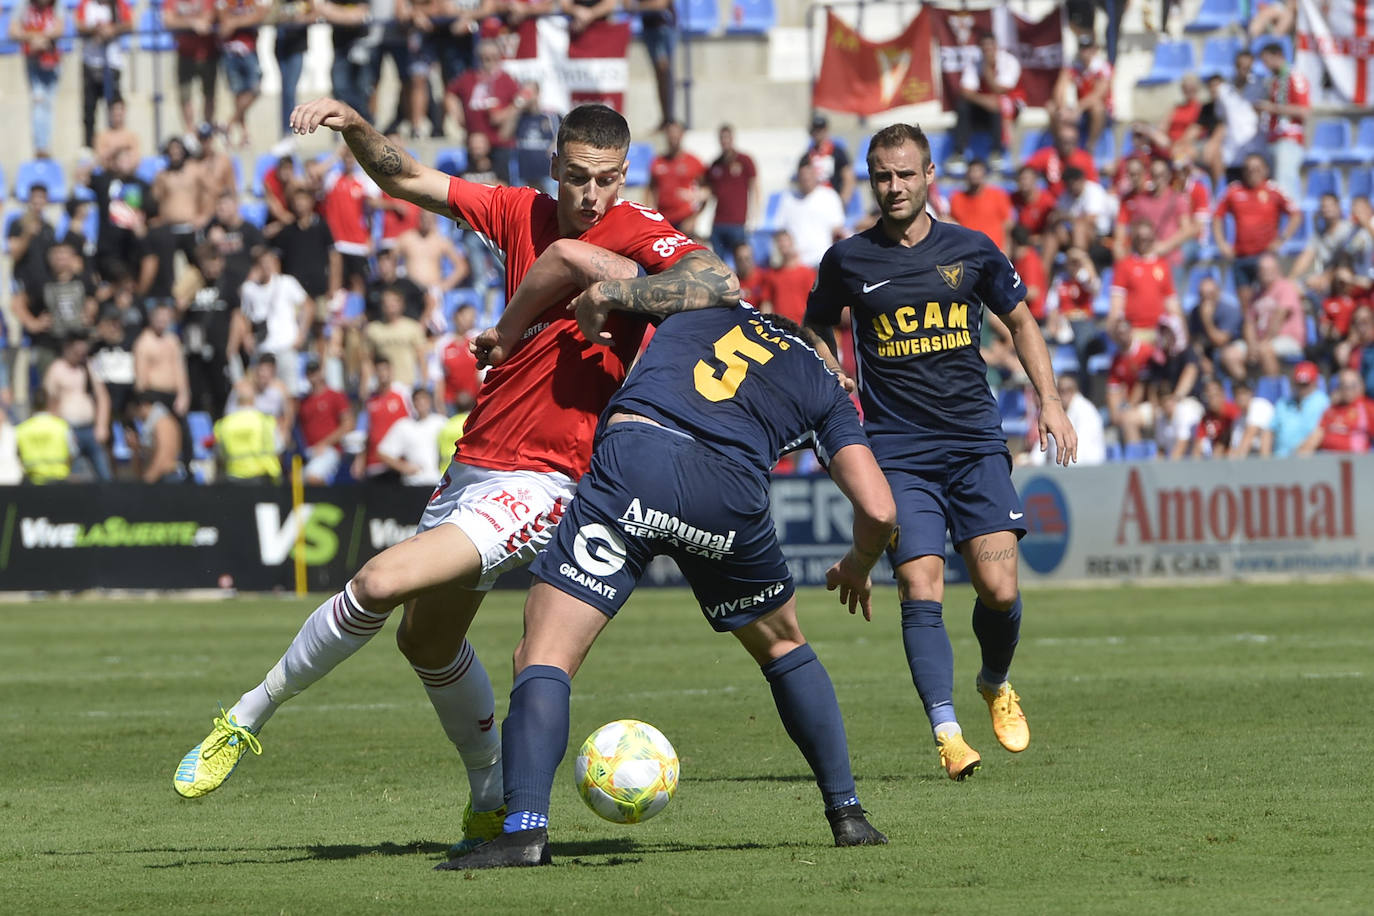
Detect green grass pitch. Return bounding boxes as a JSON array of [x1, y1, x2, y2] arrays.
[[4, 582, 1371, 914]]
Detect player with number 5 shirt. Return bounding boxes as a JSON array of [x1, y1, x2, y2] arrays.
[[171, 100, 740, 864]]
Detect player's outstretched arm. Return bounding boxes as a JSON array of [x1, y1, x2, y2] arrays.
[[823, 443, 897, 621], [998, 302, 1079, 466], [472, 239, 642, 367], [289, 99, 453, 216], [571, 249, 740, 345]]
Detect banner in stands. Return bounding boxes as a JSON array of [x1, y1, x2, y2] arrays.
[[1296, 0, 1374, 105], [499, 17, 631, 113], [930, 6, 1063, 110], [1013, 455, 1374, 582], [812, 10, 936, 116]]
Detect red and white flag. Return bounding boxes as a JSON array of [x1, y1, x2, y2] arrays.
[[499, 17, 631, 112], [930, 6, 1063, 110], [1296, 0, 1374, 104], [812, 10, 937, 116]]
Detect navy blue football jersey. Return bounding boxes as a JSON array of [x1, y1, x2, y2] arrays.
[[805, 219, 1027, 460], [602, 305, 867, 480]]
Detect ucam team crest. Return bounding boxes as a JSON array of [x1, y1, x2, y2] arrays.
[[937, 262, 964, 289]]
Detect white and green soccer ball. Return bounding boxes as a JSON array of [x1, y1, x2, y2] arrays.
[[574, 719, 679, 824]]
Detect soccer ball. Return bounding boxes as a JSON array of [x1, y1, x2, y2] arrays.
[[574, 719, 679, 824]]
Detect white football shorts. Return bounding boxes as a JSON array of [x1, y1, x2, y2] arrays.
[[417, 459, 575, 591]]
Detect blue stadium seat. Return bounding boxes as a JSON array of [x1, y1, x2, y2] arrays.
[[434, 146, 467, 176], [15, 158, 68, 202], [56, 15, 76, 53], [1304, 168, 1342, 208], [0, 165, 6, 201], [1183, 265, 1222, 311], [443, 287, 484, 327], [138, 7, 174, 51], [926, 132, 951, 169], [71, 184, 95, 203], [1303, 119, 1352, 168], [727, 0, 774, 33], [0, 12, 17, 55], [1122, 441, 1158, 461], [749, 228, 772, 267], [760, 190, 785, 231], [1200, 36, 1242, 78], [1138, 41, 1195, 87], [1094, 268, 1113, 316], [844, 186, 865, 225], [1186, 0, 1240, 32], [1254, 375, 1288, 404], [624, 141, 652, 187], [679, 0, 719, 34], [1104, 441, 1124, 462], [187, 412, 215, 461], [239, 200, 268, 228], [1091, 130, 1116, 173], [1051, 344, 1080, 377], [853, 134, 871, 181], [230, 154, 245, 192], [1337, 117, 1374, 167], [1349, 168, 1374, 201], [1250, 33, 1292, 63], [135, 155, 167, 185], [1017, 130, 1050, 164], [998, 387, 1029, 437]]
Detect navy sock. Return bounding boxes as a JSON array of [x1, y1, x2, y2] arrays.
[[761, 644, 857, 811], [972, 594, 1022, 686], [501, 664, 571, 822], [900, 599, 957, 727]]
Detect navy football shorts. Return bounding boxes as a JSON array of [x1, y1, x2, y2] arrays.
[[531, 421, 795, 632], [883, 449, 1026, 568]]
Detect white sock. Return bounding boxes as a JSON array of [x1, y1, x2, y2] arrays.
[[412, 640, 504, 811], [932, 720, 962, 741], [228, 583, 389, 733]]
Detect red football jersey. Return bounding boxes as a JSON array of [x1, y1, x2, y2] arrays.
[[1054, 274, 1096, 320], [1214, 181, 1296, 258], [1317, 399, 1373, 452], [649, 152, 707, 229], [364, 384, 412, 474], [1072, 55, 1114, 115], [1195, 401, 1241, 448], [764, 263, 817, 324], [438, 334, 481, 409], [1108, 340, 1159, 391], [1262, 67, 1310, 143], [446, 179, 706, 479], [1112, 255, 1176, 329], [299, 387, 351, 449], [1012, 187, 1057, 236], [381, 195, 421, 246], [1024, 147, 1098, 197], [321, 171, 376, 256]]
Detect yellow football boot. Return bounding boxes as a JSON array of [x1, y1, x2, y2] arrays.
[[447, 800, 508, 858], [173, 709, 262, 798], [979, 681, 1030, 752], [935, 730, 981, 781]]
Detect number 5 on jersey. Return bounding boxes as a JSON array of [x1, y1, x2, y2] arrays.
[[694, 325, 775, 402]]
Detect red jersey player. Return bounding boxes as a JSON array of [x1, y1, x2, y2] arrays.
[[173, 101, 741, 863]]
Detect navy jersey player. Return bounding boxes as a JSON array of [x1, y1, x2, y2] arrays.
[[805, 123, 1078, 781], [445, 300, 897, 869]]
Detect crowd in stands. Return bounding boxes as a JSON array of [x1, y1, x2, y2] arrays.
[[2, 0, 1372, 487]]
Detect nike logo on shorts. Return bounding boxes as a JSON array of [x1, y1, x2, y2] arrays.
[[1009, 511, 1024, 520], [861, 280, 891, 293]]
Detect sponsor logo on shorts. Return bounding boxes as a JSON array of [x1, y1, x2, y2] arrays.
[[619, 498, 737, 560], [485, 489, 532, 519], [502, 498, 567, 555], [558, 562, 618, 599], [704, 581, 787, 618], [572, 523, 628, 576]]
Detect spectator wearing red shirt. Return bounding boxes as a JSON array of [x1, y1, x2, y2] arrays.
[[1024, 123, 1098, 197], [162, 0, 218, 135], [801, 114, 854, 205], [446, 39, 520, 183], [1111, 221, 1182, 336], [218, 0, 267, 147], [948, 159, 1013, 252], [379, 193, 421, 251], [1105, 316, 1159, 444], [298, 357, 355, 484], [760, 230, 815, 324], [1113, 159, 1196, 276], [1051, 33, 1113, 150], [1012, 165, 1057, 240], [733, 241, 769, 309], [15, 0, 65, 157], [950, 33, 1021, 171], [1135, 73, 1203, 160], [706, 124, 758, 259], [650, 119, 706, 235], [1298, 370, 1373, 454], [1010, 225, 1047, 322], [356, 356, 413, 481], [1213, 153, 1299, 296], [1189, 377, 1242, 458], [320, 146, 380, 294], [434, 323, 482, 416], [1046, 246, 1103, 369], [1254, 42, 1310, 202]]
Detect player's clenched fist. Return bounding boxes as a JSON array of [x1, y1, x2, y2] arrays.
[[289, 99, 362, 136]]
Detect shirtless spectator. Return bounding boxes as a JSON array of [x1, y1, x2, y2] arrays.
[[363, 287, 426, 391], [144, 137, 210, 299], [1189, 377, 1241, 458], [240, 247, 311, 386], [1296, 369, 1373, 455], [394, 209, 470, 330], [93, 97, 140, 169], [162, 0, 220, 133], [129, 390, 186, 482], [297, 356, 353, 485], [196, 123, 240, 199], [134, 301, 191, 415], [44, 333, 112, 480]]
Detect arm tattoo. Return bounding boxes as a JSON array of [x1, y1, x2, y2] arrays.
[[599, 250, 741, 320], [344, 120, 407, 180]]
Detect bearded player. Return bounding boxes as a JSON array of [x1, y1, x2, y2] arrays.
[[171, 100, 739, 860], [805, 124, 1077, 781]]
